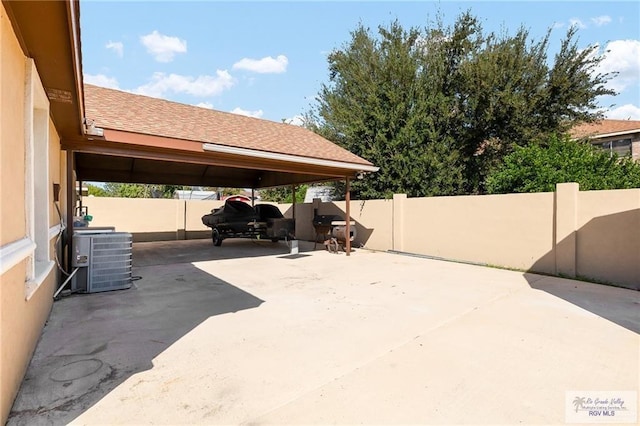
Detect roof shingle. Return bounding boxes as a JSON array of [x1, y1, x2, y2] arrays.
[[570, 119, 640, 139], [84, 84, 372, 166]]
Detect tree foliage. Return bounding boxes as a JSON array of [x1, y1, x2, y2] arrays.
[[485, 134, 640, 193], [103, 183, 183, 198], [260, 185, 307, 203], [86, 183, 107, 197], [308, 12, 615, 198]]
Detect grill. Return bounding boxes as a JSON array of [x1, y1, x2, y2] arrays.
[[312, 214, 357, 253]]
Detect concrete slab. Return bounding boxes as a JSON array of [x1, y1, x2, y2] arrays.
[[7, 239, 639, 425]]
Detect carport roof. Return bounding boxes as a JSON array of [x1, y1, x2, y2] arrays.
[[63, 85, 377, 188]]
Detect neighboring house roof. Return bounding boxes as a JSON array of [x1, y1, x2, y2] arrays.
[[84, 85, 372, 167], [570, 119, 640, 140]]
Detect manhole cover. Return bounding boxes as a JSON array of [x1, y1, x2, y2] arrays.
[[50, 359, 104, 382]]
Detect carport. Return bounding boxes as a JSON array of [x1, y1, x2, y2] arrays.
[[61, 84, 378, 261]]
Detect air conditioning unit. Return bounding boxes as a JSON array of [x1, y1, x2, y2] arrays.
[[72, 231, 132, 293]]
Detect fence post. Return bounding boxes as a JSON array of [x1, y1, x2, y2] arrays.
[[555, 182, 579, 277], [392, 194, 407, 252], [176, 200, 186, 240]]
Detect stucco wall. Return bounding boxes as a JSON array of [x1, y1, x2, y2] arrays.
[[0, 4, 63, 420], [1, 3, 27, 246], [83, 184, 639, 289], [402, 192, 556, 272], [184, 200, 223, 239], [577, 189, 640, 288], [317, 199, 393, 251], [85, 197, 224, 241]]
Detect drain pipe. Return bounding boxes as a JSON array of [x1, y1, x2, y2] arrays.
[[53, 267, 80, 300]]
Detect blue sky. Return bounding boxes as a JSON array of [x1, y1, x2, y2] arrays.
[[81, 1, 640, 124]]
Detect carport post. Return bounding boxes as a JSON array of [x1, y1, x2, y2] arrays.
[[291, 185, 296, 220], [251, 188, 255, 207], [345, 177, 351, 256]]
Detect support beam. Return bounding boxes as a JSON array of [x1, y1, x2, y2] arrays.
[[291, 185, 296, 220], [78, 179, 83, 213], [345, 177, 351, 256], [65, 151, 74, 271]]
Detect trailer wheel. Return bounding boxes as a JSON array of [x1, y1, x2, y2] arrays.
[[212, 228, 223, 246]]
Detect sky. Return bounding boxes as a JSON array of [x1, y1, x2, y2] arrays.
[[80, 1, 640, 124]]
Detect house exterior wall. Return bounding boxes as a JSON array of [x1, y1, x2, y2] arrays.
[[1, 3, 27, 245], [590, 131, 640, 161], [1, 4, 64, 421]]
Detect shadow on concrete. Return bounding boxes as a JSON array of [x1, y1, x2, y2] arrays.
[[524, 273, 640, 334], [133, 237, 309, 267], [8, 262, 264, 425], [523, 208, 639, 335]]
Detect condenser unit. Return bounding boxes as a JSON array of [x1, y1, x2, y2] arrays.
[[72, 231, 132, 293]]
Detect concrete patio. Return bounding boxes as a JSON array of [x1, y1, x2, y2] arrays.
[[8, 239, 639, 425]]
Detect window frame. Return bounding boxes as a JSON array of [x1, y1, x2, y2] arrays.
[[598, 138, 632, 158], [24, 58, 54, 299]]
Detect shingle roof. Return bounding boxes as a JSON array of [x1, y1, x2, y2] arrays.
[[84, 84, 372, 166], [570, 119, 640, 139]]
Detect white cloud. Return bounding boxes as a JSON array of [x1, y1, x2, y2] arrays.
[[606, 104, 640, 120], [569, 18, 587, 29], [595, 39, 640, 91], [552, 22, 565, 30], [232, 55, 288, 74], [591, 15, 612, 27], [106, 41, 123, 57], [84, 73, 120, 89], [284, 115, 304, 126], [140, 30, 187, 63], [134, 70, 235, 98], [195, 102, 214, 109], [230, 107, 264, 118]]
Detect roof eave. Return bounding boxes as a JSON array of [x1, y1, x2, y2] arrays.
[[4, 0, 85, 140], [202, 143, 379, 174]]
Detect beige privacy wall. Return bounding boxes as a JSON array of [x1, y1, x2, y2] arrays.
[[402, 192, 556, 271], [84, 197, 224, 241], [82, 184, 639, 289], [576, 189, 640, 288]]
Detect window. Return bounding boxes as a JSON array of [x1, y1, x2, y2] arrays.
[[24, 58, 53, 297], [598, 138, 632, 157]]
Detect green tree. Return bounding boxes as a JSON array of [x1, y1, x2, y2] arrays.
[[485, 134, 640, 193], [103, 183, 185, 198], [86, 183, 107, 197], [260, 185, 307, 203], [307, 12, 614, 198]]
